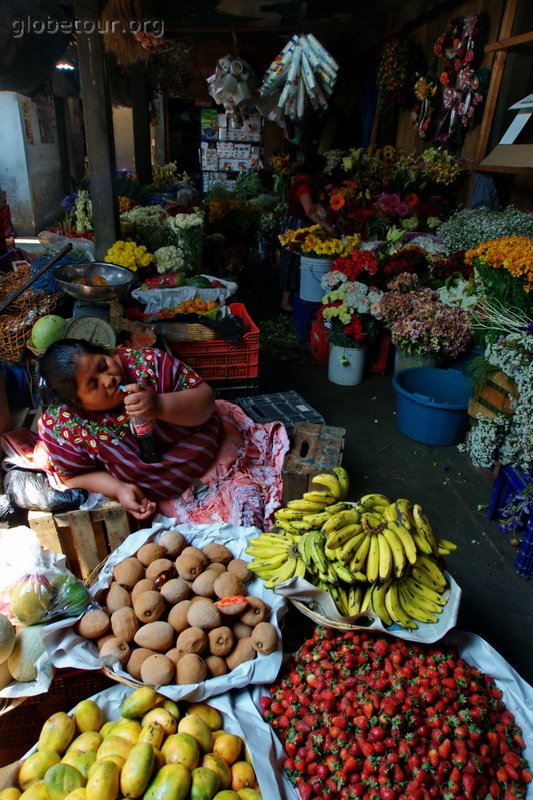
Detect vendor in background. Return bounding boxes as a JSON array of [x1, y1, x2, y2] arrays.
[[37, 340, 222, 521], [278, 150, 333, 312]]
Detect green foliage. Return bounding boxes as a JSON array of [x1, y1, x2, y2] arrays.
[[233, 169, 266, 200]]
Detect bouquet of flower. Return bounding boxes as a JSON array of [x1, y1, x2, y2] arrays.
[[319, 266, 383, 349], [104, 240, 154, 272], [167, 208, 204, 273], [465, 236, 533, 315], [278, 225, 360, 258], [120, 204, 169, 252], [375, 275, 472, 358], [153, 245, 185, 275]]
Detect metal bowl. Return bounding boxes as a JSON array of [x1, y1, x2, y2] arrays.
[[53, 262, 134, 302]]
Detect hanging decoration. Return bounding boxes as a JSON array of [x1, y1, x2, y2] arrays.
[[426, 14, 490, 149], [206, 55, 259, 127], [410, 75, 439, 139], [376, 38, 425, 119], [257, 33, 339, 126]]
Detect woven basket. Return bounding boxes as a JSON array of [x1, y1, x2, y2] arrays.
[[160, 322, 216, 343], [290, 598, 374, 631], [0, 267, 60, 364]]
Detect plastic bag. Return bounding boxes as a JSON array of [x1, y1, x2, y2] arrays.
[[7, 561, 90, 626], [3, 469, 87, 511], [38, 231, 95, 261]]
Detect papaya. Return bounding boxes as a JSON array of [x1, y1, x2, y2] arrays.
[[0, 790, 22, 800], [143, 764, 190, 800], [138, 722, 164, 750], [43, 764, 85, 800], [19, 781, 51, 800], [190, 767, 219, 800], [72, 701, 103, 734], [38, 713, 76, 755], [119, 742, 155, 799], [65, 732, 102, 756]]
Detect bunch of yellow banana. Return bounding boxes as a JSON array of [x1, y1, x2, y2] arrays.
[[245, 531, 306, 589], [368, 554, 449, 630]]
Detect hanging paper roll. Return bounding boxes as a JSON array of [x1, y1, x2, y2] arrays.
[[259, 33, 338, 124]]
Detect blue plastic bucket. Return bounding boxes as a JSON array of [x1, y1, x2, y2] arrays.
[[392, 367, 473, 445]]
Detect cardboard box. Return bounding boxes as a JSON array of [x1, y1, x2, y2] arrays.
[[480, 94, 533, 171], [281, 422, 345, 504]]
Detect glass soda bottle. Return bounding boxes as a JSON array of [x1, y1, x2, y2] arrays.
[[120, 385, 159, 463]]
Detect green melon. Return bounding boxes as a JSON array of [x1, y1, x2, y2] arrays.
[[31, 315, 67, 350], [0, 613, 16, 663]]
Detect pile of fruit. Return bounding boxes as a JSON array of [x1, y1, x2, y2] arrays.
[[260, 628, 531, 800], [246, 468, 457, 630], [1, 686, 262, 800], [75, 531, 279, 685]]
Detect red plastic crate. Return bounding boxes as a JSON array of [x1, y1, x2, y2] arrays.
[[309, 318, 329, 366], [164, 302, 260, 381]]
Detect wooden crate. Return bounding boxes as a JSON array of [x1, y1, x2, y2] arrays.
[[282, 422, 346, 504], [27, 500, 135, 580], [468, 370, 518, 419]]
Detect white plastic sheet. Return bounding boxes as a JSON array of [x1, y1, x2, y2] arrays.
[[42, 521, 288, 702], [275, 571, 461, 643], [131, 275, 237, 312]]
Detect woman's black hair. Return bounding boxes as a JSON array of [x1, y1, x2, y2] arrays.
[[39, 339, 107, 407]]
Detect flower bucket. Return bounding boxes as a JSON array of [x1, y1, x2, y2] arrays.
[[299, 256, 332, 302], [392, 367, 473, 445], [328, 344, 366, 386]]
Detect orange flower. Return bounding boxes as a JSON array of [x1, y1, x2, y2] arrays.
[[330, 194, 346, 211]]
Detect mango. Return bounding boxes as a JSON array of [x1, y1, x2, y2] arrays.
[[186, 704, 222, 732], [141, 708, 177, 737], [120, 742, 155, 798], [161, 733, 199, 770], [143, 764, 190, 800], [201, 755, 231, 790], [0, 790, 22, 800], [18, 751, 61, 791], [236, 790, 262, 800], [93, 756, 124, 772], [38, 714, 76, 755], [66, 733, 102, 756], [120, 688, 160, 720], [72, 701, 104, 734], [212, 793, 240, 800], [96, 735, 133, 763], [109, 720, 141, 745], [70, 754, 96, 781], [230, 763, 255, 793], [85, 762, 119, 800], [62, 791, 86, 800], [190, 767, 220, 800], [161, 700, 180, 720], [19, 781, 51, 800], [212, 733, 242, 765], [177, 715, 212, 754], [98, 722, 118, 739], [43, 764, 85, 800], [60, 753, 83, 769], [138, 722, 164, 750]]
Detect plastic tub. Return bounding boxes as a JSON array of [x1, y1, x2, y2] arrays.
[[392, 367, 473, 445], [299, 256, 331, 302]]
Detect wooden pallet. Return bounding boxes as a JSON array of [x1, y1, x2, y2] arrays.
[[282, 422, 346, 504], [468, 370, 518, 419], [27, 500, 135, 580]]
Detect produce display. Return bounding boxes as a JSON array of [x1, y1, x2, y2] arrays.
[[246, 469, 457, 630], [260, 627, 531, 800], [1, 686, 262, 800], [74, 532, 279, 686]]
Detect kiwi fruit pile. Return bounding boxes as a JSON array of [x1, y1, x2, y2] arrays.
[[75, 530, 279, 687]]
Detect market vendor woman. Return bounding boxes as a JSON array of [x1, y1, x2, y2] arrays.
[[38, 340, 222, 521]]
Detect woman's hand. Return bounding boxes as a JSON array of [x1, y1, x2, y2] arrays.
[[122, 384, 160, 420], [116, 482, 157, 520]]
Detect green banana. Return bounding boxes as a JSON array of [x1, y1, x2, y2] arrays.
[[355, 493, 391, 512], [331, 561, 357, 584], [309, 532, 328, 575], [336, 529, 369, 562], [324, 501, 351, 515]]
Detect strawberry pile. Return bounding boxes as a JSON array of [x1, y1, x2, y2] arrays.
[[260, 628, 531, 800]]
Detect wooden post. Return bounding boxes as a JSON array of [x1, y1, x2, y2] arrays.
[[73, 0, 119, 259], [131, 63, 153, 184]]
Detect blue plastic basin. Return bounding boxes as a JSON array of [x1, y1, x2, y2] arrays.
[[392, 367, 473, 446]]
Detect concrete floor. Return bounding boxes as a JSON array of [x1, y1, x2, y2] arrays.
[[254, 327, 533, 686]]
